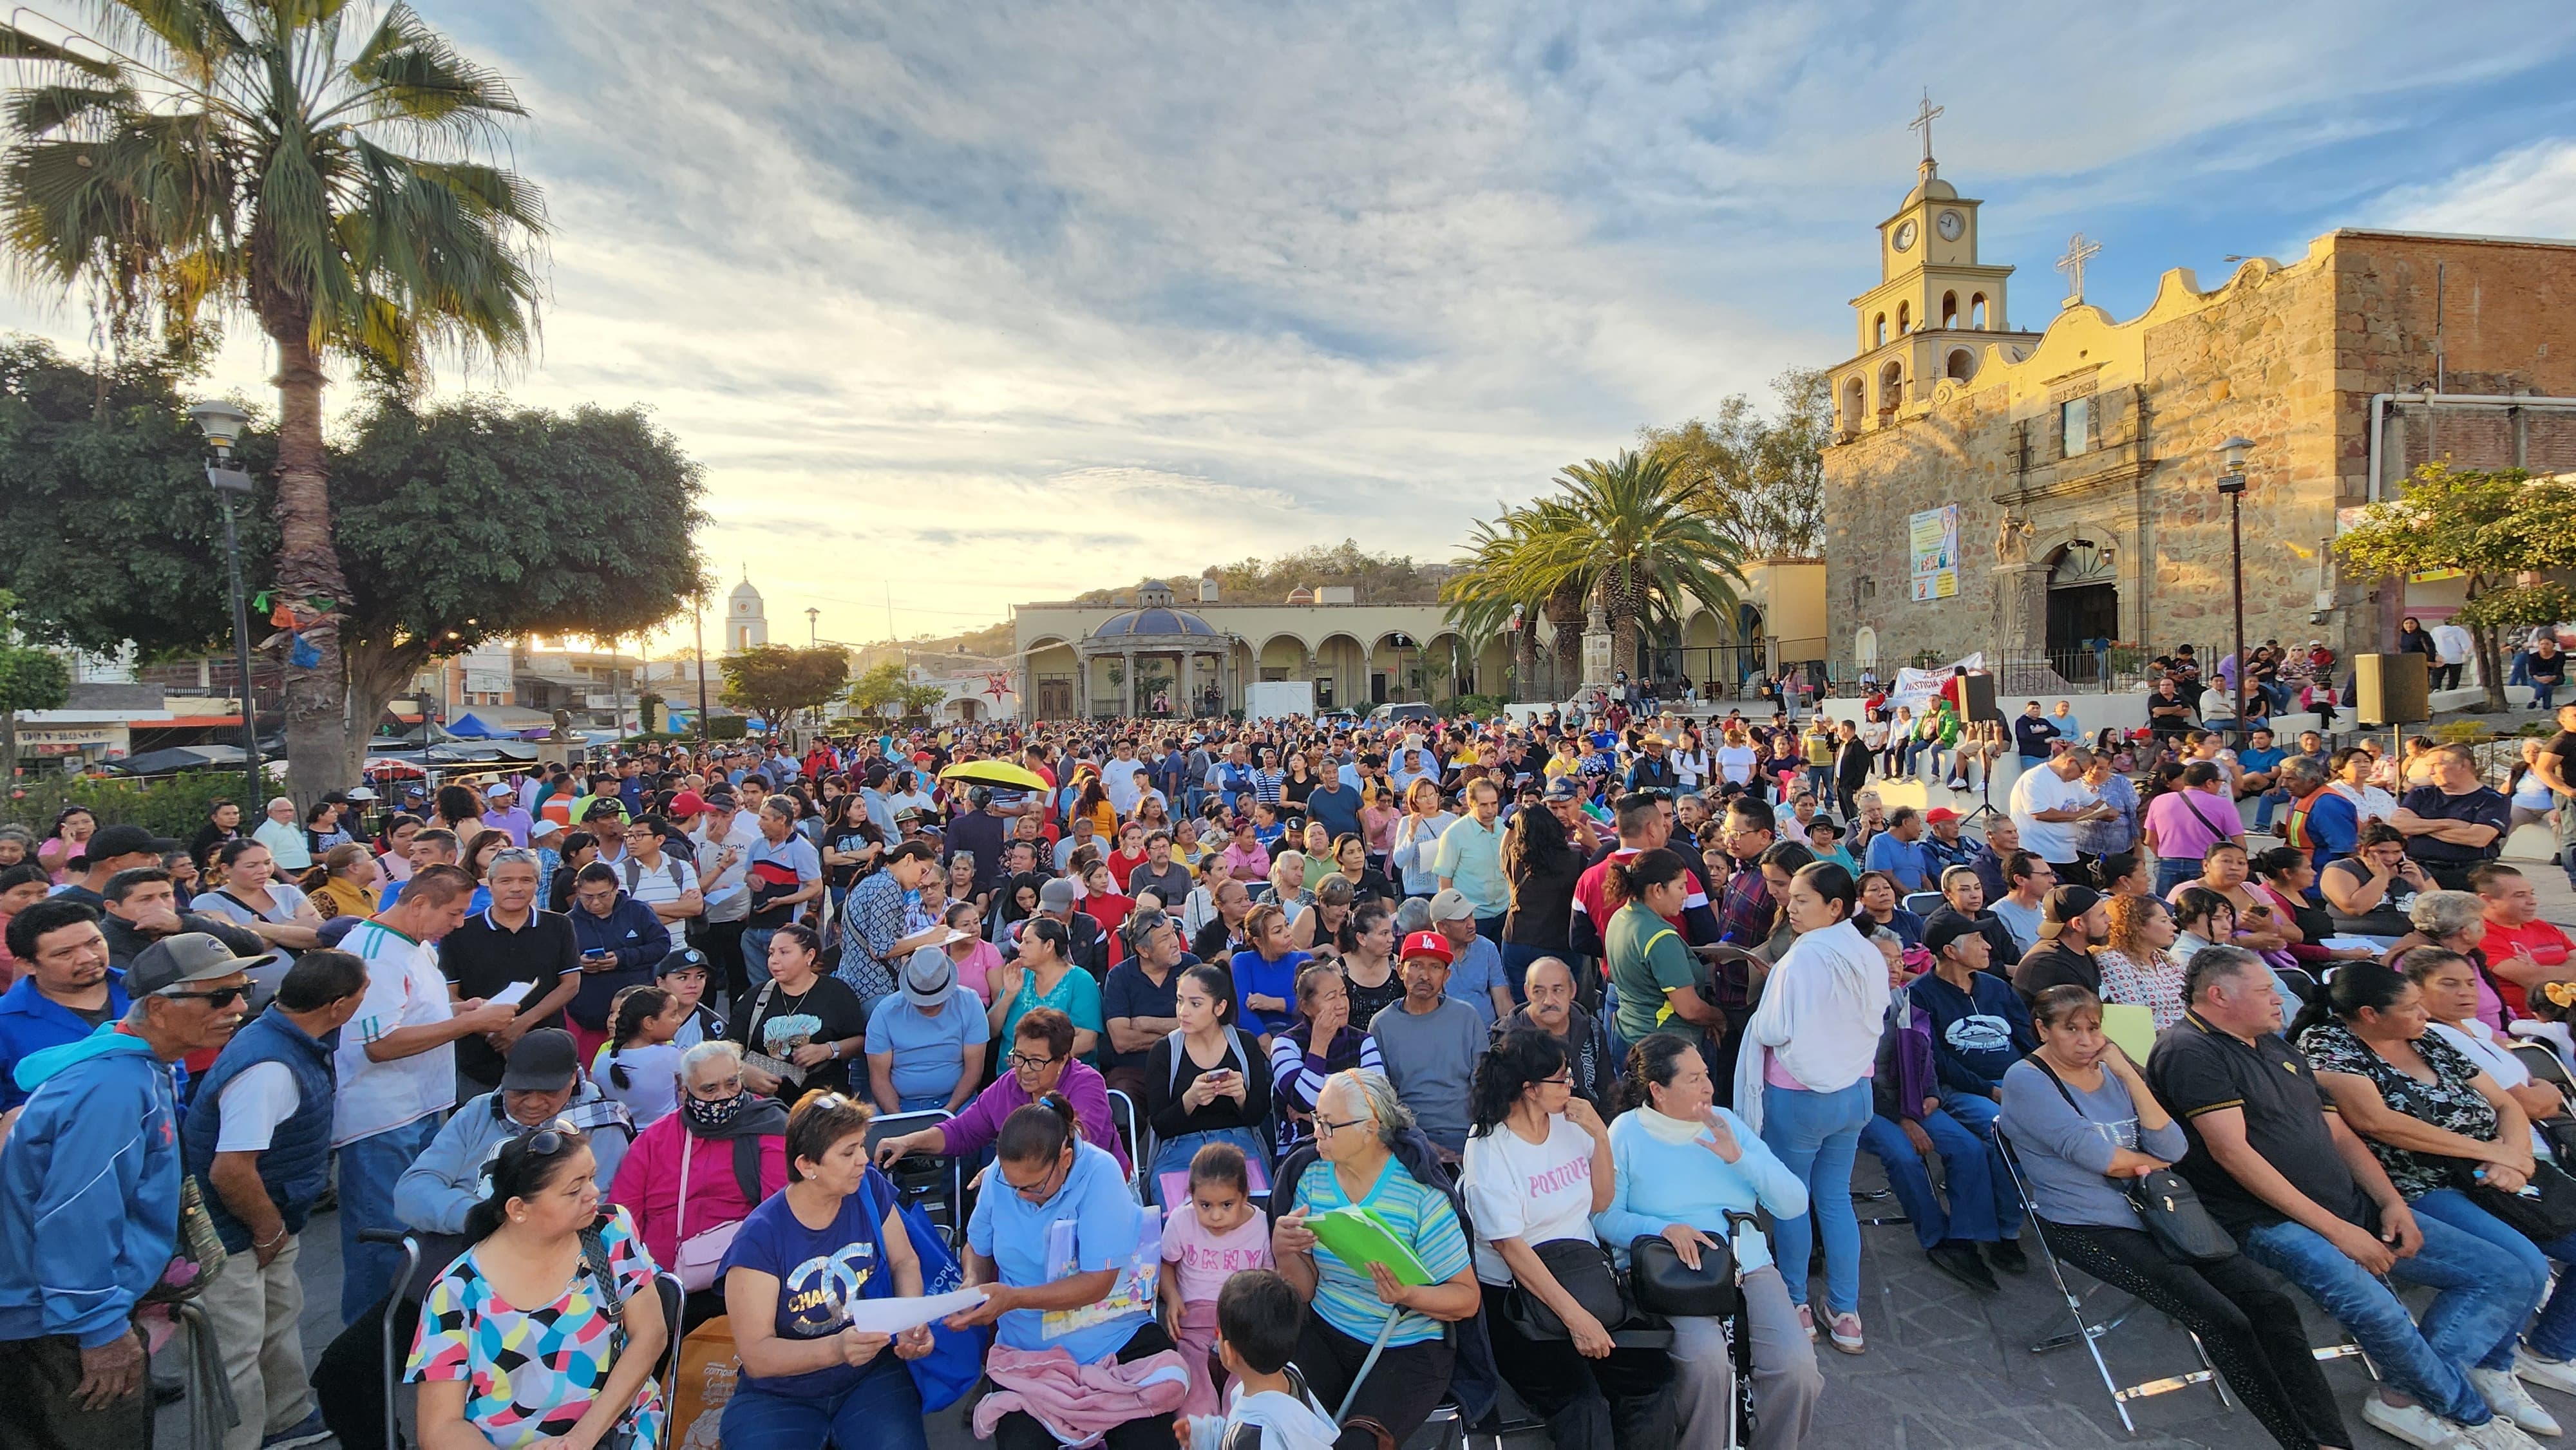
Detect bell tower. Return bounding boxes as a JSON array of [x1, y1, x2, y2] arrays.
[[1828, 95, 2036, 440]]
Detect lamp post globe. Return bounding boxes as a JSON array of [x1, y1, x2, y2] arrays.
[[2215, 436, 2255, 732], [192, 399, 265, 805]]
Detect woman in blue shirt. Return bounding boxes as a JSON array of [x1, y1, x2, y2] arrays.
[[949, 1097, 1173, 1450], [1595, 1032, 1823, 1450], [720, 1091, 934, 1450], [1229, 903, 1310, 1043]]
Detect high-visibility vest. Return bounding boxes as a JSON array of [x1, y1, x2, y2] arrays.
[[2280, 785, 2335, 853]]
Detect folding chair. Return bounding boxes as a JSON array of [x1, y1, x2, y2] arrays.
[[653, 1271, 686, 1391], [1106, 1087, 1150, 1199], [1993, 1131, 2229, 1434], [1902, 890, 1946, 918], [2515, 1041, 2576, 1095], [864, 1109, 965, 1246]]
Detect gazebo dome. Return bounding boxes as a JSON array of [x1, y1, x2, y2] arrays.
[[1091, 605, 1221, 639]]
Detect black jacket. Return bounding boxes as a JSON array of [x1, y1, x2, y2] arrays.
[[99, 910, 266, 969]]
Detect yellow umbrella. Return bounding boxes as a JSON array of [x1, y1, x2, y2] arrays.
[[940, 759, 1048, 791]]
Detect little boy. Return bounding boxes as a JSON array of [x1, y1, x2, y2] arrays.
[[1179, 1270, 1354, 1450]]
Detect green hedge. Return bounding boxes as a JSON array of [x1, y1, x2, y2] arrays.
[[3, 769, 249, 838]]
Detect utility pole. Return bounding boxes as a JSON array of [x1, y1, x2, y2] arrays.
[[692, 598, 711, 749]]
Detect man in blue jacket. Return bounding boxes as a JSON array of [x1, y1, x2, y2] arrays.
[[1906, 914, 2035, 1277], [0, 930, 254, 1445], [566, 862, 671, 1063], [1, 898, 133, 1113]]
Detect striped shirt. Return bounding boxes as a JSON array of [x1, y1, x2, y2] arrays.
[[1289, 1157, 1471, 1346]]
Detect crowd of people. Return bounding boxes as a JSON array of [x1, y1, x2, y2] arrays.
[[1, 683, 2574, 1450]]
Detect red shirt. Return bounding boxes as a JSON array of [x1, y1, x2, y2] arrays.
[[1083, 891, 1135, 968], [1106, 848, 1149, 890], [2485, 917, 2575, 1014], [1571, 847, 1708, 936]]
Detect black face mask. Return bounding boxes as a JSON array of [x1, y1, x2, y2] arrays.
[[683, 1090, 747, 1131]]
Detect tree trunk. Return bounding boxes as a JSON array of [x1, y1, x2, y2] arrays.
[[1545, 583, 1584, 702], [265, 323, 354, 807], [343, 637, 428, 787], [1, 708, 15, 786]]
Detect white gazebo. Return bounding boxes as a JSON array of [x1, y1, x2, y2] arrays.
[[1074, 582, 1240, 717]]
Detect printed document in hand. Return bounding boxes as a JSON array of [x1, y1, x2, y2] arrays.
[[486, 981, 535, 1008], [841, 1287, 987, 1335]]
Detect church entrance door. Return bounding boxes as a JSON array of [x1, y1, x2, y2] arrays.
[[2045, 542, 2119, 683]]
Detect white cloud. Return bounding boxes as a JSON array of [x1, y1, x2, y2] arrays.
[[2369, 138, 2576, 240]]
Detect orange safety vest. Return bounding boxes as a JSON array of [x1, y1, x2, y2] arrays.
[[2279, 785, 2335, 853]]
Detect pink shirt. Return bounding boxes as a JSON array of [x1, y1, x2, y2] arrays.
[[2143, 787, 2235, 865], [949, 938, 1001, 1005], [1159, 1207, 1273, 1306]]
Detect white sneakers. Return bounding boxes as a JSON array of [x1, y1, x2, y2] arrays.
[[2454, 1415, 2545, 1450], [2474, 1366, 2564, 1437], [2362, 1395, 2546, 1450], [2521, 1348, 2576, 1400]]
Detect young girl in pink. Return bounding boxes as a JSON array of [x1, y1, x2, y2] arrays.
[[1158, 1142, 1273, 1417]]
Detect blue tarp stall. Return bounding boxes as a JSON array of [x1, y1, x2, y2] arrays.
[[444, 713, 495, 739]]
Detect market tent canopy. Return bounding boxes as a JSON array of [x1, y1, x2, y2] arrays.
[[109, 745, 246, 775]]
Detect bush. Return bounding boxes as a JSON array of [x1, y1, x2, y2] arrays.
[[4, 769, 251, 838], [1446, 693, 1511, 719], [2433, 720, 2496, 746], [704, 715, 750, 740]]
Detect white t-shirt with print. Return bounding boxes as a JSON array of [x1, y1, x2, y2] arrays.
[[1459, 1116, 1598, 1286], [214, 1062, 301, 1152], [334, 919, 459, 1147]]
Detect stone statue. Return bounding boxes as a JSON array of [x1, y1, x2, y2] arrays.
[[1993, 513, 2032, 566], [549, 708, 576, 740]]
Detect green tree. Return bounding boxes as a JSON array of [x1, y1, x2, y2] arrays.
[[1, 3, 547, 795], [723, 646, 850, 732], [0, 590, 71, 783], [0, 342, 708, 789], [844, 659, 909, 716], [2334, 464, 2576, 710], [1639, 368, 1830, 560]]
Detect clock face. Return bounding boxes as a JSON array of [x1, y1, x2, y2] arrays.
[[1893, 220, 1918, 252], [1937, 209, 1965, 241]]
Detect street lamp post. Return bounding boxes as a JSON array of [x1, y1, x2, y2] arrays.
[[189, 400, 264, 809], [2217, 435, 2254, 731], [691, 596, 711, 749]]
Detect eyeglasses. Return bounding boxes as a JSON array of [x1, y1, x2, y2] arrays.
[[998, 1155, 1067, 1197], [160, 984, 251, 1010], [1007, 1050, 1066, 1072], [1536, 1072, 1576, 1088], [1313, 1115, 1368, 1138]]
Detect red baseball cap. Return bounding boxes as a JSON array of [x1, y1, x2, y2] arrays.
[[668, 790, 708, 818], [1923, 807, 1962, 824], [1399, 930, 1454, 966]]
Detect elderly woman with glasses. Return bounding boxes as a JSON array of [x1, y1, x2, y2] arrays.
[[1272, 1069, 1482, 1450], [721, 1091, 937, 1450], [871, 1006, 1130, 1178], [607, 1040, 791, 1333]]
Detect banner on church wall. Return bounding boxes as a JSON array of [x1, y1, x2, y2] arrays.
[[1908, 505, 1960, 602]]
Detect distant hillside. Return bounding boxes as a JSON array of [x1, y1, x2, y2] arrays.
[[1070, 540, 1450, 607], [849, 618, 1015, 672]]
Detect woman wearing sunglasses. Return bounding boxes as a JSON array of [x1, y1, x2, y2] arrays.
[[407, 1125, 668, 1450], [720, 1091, 935, 1450]]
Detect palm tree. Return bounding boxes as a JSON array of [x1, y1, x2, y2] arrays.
[[0, 3, 544, 797], [1442, 510, 1540, 701], [1519, 451, 1747, 684]]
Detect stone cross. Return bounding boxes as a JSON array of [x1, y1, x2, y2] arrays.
[[1910, 90, 1943, 167], [2056, 232, 2101, 306]]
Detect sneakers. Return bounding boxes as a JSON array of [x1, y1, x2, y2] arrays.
[[2362, 1395, 2461, 1450], [1927, 1239, 2000, 1294], [258, 1412, 334, 1450], [2472, 1367, 2563, 1437], [1795, 1303, 1815, 1340], [1828, 1311, 1866, 1355], [1985, 1238, 2029, 1276], [2456, 1414, 2545, 1449], [2518, 1348, 2576, 1398]]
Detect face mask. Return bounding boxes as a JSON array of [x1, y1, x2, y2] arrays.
[[684, 1090, 747, 1131]]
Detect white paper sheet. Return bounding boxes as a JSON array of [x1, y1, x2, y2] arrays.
[[486, 981, 535, 1008], [840, 1287, 987, 1335], [2321, 936, 2383, 954]]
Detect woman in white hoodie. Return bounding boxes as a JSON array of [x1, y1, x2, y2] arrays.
[[1731, 861, 1890, 1355]]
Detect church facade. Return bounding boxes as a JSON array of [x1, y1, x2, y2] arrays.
[[1821, 133, 2576, 689]]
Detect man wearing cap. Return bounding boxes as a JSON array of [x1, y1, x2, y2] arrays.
[[1911, 915, 2037, 1145], [1625, 733, 1681, 794], [2014, 885, 2110, 1000], [477, 780, 532, 847], [1, 899, 142, 1111], [97, 865, 266, 970], [439, 847, 583, 1097], [1863, 806, 1933, 894], [690, 790, 761, 1000], [1031, 874, 1111, 979], [332, 865, 520, 1322], [1920, 806, 1977, 876], [184, 948, 368, 1450], [0, 930, 252, 1444], [1101, 909, 1191, 1099], [392, 1028, 634, 1240], [1426, 889, 1511, 1028], [865, 948, 988, 1115], [46, 822, 180, 911], [1370, 929, 1486, 1156]]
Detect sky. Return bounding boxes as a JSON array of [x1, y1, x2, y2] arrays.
[[7, 1, 2576, 655]]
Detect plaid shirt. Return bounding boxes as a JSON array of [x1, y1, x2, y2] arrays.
[[1717, 862, 1774, 947]]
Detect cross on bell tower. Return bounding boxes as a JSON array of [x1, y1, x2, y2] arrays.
[[1909, 89, 1944, 182], [2056, 232, 2102, 310]]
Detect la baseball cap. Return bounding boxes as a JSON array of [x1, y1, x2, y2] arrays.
[[1399, 930, 1454, 966]]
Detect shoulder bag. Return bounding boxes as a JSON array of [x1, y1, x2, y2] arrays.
[[2450, 1156, 2576, 1242], [1506, 1236, 1633, 1341], [574, 1219, 641, 1450], [670, 1129, 752, 1291], [1627, 1232, 1738, 1320], [2027, 1053, 2236, 1265]]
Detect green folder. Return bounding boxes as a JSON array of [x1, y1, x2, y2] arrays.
[[1305, 1205, 1434, 1286]]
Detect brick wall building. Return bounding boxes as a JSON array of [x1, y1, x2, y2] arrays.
[[1820, 147, 2576, 688]]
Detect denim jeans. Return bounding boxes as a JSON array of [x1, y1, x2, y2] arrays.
[[2537, 681, 2560, 711], [2253, 786, 2291, 831], [1148, 1125, 1269, 1207], [337, 1114, 444, 1324], [1858, 1109, 2018, 1250], [2152, 858, 2201, 899], [741, 925, 778, 988], [722, 1356, 925, 1450], [2239, 1209, 2546, 1425], [1498, 941, 1550, 1005], [1761, 1078, 1871, 1317], [2410, 1187, 2576, 1364]]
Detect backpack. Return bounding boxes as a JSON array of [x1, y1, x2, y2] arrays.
[[622, 856, 689, 898], [1164, 1025, 1258, 1098]]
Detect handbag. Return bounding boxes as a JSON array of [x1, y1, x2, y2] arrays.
[[144, 1176, 229, 1304], [2026, 1053, 2237, 1265], [1506, 1236, 1633, 1341], [670, 1132, 744, 1292], [1627, 1232, 1739, 1320], [868, 1171, 987, 1411], [2450, 1158, 2576, 1242]]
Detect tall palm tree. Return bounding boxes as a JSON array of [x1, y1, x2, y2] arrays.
[[1442, 510, 1540, 701], [1519, 450, 1747, 683], [1, 3, 544, 797]]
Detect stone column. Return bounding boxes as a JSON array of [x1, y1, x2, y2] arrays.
[[1121, 648, 1137, 717], [1074, 652, 1090, 719], [1580, 602, 1615, 692], [1991, 562, 2050, 668]]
